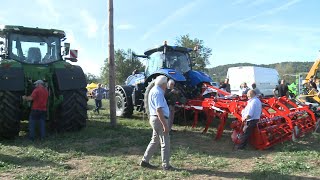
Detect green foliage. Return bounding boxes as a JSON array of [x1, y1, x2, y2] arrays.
[[175, 34, 212, 72], [101, 49, 145, 85], [85, 73, 101, 84]]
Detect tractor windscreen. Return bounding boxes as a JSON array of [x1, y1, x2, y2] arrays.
[[8, 33, 61, 64], [165, 51, 191, 73]]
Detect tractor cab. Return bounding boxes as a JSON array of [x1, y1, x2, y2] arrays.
[[0, 25, 75, 64], [144, 42, 193, 77]]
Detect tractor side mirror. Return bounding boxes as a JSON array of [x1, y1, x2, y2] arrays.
[[65, 49, 78, 62], [64, 43, 70, 55]]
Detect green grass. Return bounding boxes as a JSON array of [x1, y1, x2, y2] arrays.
[[0, 99, 319, 179]]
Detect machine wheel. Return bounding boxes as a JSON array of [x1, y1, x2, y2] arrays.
[[115, 86, 133, 118], [0, 91, 22, 139], [55, 88, 87, 132]]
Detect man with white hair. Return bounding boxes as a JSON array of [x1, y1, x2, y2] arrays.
[[165, 79, 178, 131], [22, 80, 49, 141], [140, 75, 174, 170]]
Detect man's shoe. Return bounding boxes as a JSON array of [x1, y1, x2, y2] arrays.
[[163, 165, 176, 171], [140, 161, 157, 169]]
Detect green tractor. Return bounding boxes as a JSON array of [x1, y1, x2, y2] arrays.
[[0, 25, 87, 139]]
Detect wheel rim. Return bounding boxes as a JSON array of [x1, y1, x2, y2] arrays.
[[115, 94, 124, 114]]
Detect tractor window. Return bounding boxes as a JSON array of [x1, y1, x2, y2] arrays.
[[165, 51, 191, 73], [145, 52, 163, 76], [8, 33, 61, 64]]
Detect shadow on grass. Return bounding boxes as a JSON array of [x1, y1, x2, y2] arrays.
[[1, 118, 152, 157], [1, 109, 319, 167]]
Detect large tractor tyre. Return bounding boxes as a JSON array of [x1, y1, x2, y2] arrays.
[[115, 86, 134, 118], [144, 80, 156, 116], [0, 91, 22, 139], [55, 88, 87, 132]]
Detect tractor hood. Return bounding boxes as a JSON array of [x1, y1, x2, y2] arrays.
[[154, 69, 186, 82], [185, 70, 213, 86], [125, 73, 145, 86]]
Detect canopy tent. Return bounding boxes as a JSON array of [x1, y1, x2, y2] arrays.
[[86, 83, 98, 90]]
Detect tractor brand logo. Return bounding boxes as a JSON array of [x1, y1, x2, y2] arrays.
[[70, 50, 78, 59]]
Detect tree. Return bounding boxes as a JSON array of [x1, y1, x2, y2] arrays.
[[85, 73, 100, 83], [101, 49, 144, 85], [175, 34, 212, 72]]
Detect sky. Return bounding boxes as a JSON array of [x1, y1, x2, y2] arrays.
[[1, 0, 320, 76]]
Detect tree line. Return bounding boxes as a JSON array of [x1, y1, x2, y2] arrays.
[[84, 34, 315, 85]]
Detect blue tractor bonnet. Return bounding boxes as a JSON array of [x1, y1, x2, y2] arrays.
[[125, 73, 145, 86], [153, 69, 186, 82], [186, 70, 213, 86]]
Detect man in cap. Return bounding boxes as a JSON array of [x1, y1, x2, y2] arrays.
[[22, 80, 49, 141]]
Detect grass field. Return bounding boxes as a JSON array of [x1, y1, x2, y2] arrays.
[[0, 99, 320, 179]]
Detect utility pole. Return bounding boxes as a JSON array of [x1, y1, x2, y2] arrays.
[[108, 0, 117, 126]]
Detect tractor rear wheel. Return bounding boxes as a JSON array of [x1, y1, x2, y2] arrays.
[[55, 88, 87, 132], [0, 91, 22, 139], [115, 86, 133, 118], [144, 80, 156, 116]]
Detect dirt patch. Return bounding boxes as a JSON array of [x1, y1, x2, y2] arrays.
[[65, 156, 98, 178]]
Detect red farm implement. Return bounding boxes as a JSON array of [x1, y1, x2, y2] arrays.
[[178, 83, 318, 150]]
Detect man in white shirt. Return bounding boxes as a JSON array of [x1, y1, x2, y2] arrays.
[[140, 75, 174, 170], [235, 90, 262, 150]]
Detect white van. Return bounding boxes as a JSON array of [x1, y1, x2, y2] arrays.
[[227, 66, 279, 96]]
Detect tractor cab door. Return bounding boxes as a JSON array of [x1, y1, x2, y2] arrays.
[[145, 52, 164, 77]]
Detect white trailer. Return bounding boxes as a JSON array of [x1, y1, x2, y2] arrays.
[[227, 66, 280, 96]]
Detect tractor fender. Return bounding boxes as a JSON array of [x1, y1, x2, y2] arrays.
[[54, 65, 87, 91], [0, 67, 24, 91], [185, 70, 213, 86]]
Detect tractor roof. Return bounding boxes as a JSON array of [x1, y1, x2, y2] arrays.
[[144, 45, 193, 56], [0, 25, 66, 38]]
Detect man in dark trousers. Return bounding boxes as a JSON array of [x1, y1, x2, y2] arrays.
[[309, 76, 318, 92], [224, 78, 231, 93], [92, 83, 107, 114], [273, 79, 289, 97], [23, 80, 49, 141], [235, 90, 262, 150]]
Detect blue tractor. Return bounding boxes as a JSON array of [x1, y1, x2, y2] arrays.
[[115, 42, 213, 117]]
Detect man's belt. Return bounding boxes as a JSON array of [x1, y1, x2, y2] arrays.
[[151, 115, 169, 119], [246, 119, 259, 123]]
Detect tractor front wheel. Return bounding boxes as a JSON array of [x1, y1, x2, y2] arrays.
[[0, 91, 22, 139], [115, 86, 133, 118]]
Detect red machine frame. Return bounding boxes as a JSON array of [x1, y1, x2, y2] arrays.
[[178, 83, 317, 150]]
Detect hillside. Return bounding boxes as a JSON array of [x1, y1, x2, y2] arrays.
[[208, 61, 314, 82]]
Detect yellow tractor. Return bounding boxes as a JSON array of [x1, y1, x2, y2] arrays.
[[298, 59, 320, 104]]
